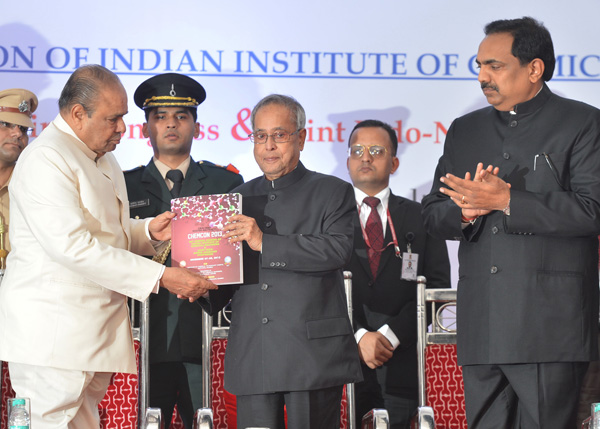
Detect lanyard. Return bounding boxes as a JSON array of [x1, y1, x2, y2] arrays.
[[358, 205, 401, 258]]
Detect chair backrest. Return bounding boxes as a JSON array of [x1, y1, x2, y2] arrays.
[[415, 276, 466, 429], [96, 299, 147, 429], [1, 360, 14, 427]]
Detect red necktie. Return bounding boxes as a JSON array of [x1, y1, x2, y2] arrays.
[[364, 196, 383, 278]]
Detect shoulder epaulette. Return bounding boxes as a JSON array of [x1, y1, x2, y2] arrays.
[[225, 163, 240, 174], [123, 165, 145, 174], [198, 160, 241, 175]]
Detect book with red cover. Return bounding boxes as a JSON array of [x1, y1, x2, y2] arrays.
[[171, 193, 243, 285]]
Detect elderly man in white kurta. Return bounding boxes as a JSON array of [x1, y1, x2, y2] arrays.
[[0, 65, 217, 429]]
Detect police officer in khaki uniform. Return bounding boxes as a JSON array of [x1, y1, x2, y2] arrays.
[[124, 73, 243, 429], [0, 88, 38, 273]]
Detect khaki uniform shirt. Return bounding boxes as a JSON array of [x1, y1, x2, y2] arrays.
[[0, 172, 12, 257]]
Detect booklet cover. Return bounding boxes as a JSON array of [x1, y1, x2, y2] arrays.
[[171, 193, 243, 285]]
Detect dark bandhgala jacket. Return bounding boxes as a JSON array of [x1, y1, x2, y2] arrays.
[[422, 84, 600, 366], [204, 161, 363, 395]]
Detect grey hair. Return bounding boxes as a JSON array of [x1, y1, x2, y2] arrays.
[[250, 94, 306, 131], [58, 64, 122, 117]]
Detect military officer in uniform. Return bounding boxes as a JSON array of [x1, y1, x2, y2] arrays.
[[125, 73, 243, 429]]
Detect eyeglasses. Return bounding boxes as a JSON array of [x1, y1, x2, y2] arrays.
[[348, 144, 388, 159], [248, 129, 301, 144], [0, 121, 33, 137]]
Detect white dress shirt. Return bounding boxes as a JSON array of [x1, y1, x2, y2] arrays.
[[353, 186, 400, 349]]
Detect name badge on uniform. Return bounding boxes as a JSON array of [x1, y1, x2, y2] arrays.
[[401, 252, 418, 281], [129, 199, 150, 209]]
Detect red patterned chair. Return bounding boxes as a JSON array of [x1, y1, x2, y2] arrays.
[[97, 300, 186, 429], [413, 276, 466, 429], [98, 341, 142, 429], [97, 339, 187, 429], [1, 361, 14, 427]]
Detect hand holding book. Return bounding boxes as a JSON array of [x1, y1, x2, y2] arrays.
[[222, 214, 263, 252]]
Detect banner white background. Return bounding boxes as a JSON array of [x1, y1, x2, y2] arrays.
[[2, 0, 599, 285]]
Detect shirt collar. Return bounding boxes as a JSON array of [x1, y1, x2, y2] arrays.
[[0, 169, 14, 191], [153, 157, 191, 180], [354, 186, 390, 211]]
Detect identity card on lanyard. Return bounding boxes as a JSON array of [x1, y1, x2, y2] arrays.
[[359, 204, 419, 280], [401, 232, 418, 281]]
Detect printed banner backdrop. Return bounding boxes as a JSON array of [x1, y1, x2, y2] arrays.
[[2, 0, 599, 284]]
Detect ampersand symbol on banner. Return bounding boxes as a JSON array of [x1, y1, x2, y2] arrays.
[[231, 108, 252, 141]]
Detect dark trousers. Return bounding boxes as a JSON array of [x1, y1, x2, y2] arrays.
[[577, 332, 600, 426], [236, 385, 343, 429], [355, 364, 417, 429], [149, 362, 202, 429], [462, 362, 588, 429]]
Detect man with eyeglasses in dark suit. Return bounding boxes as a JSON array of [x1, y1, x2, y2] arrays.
[[201, 94, 362, 429], [345, 119, 450, 428]]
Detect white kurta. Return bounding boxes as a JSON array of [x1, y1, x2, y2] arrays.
[[0, 114, 164, 374]]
